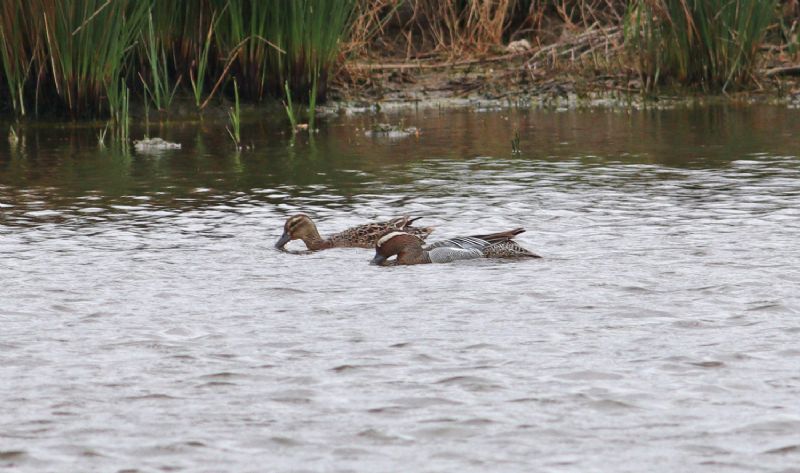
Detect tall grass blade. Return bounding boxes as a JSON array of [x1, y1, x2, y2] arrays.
[[190, 9, 220, 108]]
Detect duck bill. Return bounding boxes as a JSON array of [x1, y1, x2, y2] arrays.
[[274, 231, 291, 249], [370, 253, 388, 266]]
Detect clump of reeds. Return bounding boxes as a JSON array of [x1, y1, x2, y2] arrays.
[[625, 0, 777, 92], [215, 0, 356, 101], [213, 0, 281, 101], [0, 1, 32, 116], [45, 0, 150, 116], [0, 0, 149, 117], [0, 0, 356, 117], [140, 11, 181, 112]]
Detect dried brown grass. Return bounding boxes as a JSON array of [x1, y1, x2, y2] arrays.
[[342, 0, 632, 62]]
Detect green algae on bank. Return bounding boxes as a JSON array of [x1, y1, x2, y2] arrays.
[[326, 89, 800, 116]]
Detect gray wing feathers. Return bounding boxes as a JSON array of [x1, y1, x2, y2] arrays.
[[427, 247, 484, 263], [424, 236, 490, 251]]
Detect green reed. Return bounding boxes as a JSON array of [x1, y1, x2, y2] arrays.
[[120, 86, 130, 143], [190, 9, 219, 108], [283, 80, 298, 131], [8, 125, 20, 146], [307, 70, 318, 131], [226, 78, 241, 148], [144, 98, 151, 137], [511, 128, 521, 154], [625, 0, 777, 91], [97, 122, 109, 148], [778, 8, 799, 58]]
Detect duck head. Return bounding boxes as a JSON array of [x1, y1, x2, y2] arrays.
[[275, 214, 320, 249], [371, 231, 426, 266]]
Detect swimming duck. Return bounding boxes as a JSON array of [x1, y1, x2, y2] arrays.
[[275, 214, 434, 250], [371, 227, 540, 265]]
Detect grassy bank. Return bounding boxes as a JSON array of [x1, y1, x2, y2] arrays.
[[1, 1, 799, 119]]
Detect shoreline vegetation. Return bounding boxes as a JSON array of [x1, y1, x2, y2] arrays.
[[1, 0, 799, 125]]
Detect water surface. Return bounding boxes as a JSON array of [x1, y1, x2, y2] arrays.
[[2, 106, 800, 472]]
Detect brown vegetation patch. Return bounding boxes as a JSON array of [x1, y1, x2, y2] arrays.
[[332, 0, 800, 105]]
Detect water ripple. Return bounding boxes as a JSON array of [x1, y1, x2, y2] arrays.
[[2, 107, 800, 472]]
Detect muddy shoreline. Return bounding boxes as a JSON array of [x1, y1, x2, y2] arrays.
[[327, 54, 800, 113], [329, 15, 800, 113]]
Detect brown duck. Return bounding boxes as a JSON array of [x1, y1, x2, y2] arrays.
[[371, 228, 540, 265], [275, 214, 434, 250]]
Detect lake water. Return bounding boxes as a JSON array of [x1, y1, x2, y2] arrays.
[[2, 106, 800, 472]]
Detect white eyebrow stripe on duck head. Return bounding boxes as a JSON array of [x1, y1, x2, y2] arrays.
[[377, 231, 407, 247]]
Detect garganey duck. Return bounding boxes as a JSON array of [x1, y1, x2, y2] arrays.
[[371, 227, 539, 265], [275, 214, 434, 250]]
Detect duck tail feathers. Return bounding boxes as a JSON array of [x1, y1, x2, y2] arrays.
[[470, 227, 525, 243]]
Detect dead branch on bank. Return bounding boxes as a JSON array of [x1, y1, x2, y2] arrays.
[[763, 65, 800, 77]]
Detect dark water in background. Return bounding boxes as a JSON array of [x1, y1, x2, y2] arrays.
[[1, 106, 800, 472]]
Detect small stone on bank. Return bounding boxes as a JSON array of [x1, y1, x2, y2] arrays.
[[506, 39, 531, 54]]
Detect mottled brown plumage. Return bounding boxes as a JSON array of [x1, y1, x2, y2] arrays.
[[275, 214, 434, 250], [371, 227, 540, 265]]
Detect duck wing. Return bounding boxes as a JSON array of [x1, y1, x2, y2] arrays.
[[469, 227, 525, 244], [424, 236, 493, 252], [427, 246, 484, 263], [424, 227, 526, 251]]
